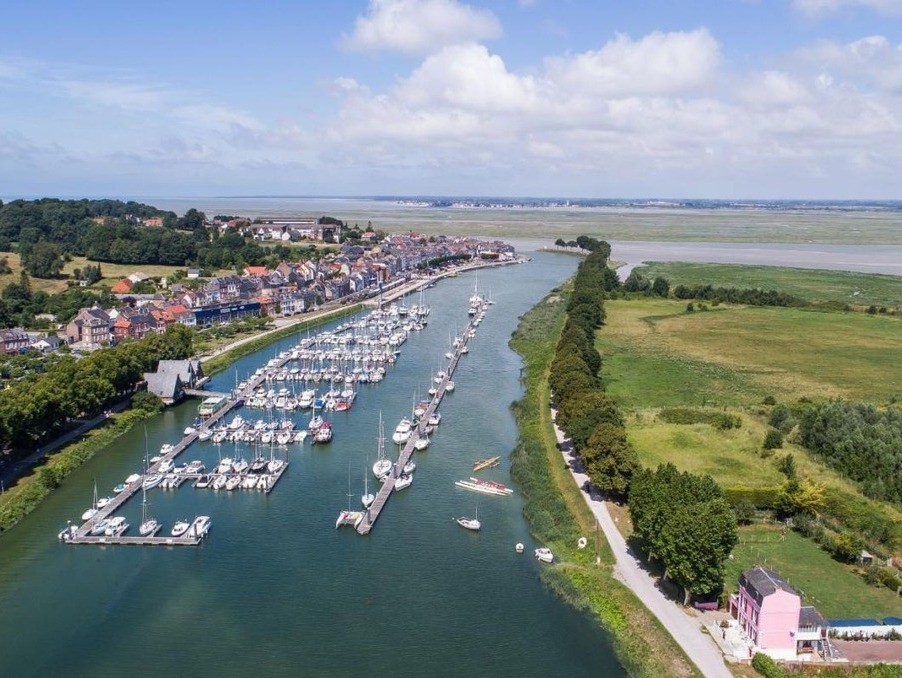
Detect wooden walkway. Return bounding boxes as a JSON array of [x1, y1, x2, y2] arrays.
[[357, 306, 483, 535]]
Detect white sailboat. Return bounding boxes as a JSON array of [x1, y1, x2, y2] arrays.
[[81, 480, 99, 521], [372, 413, 392, 479], [456, 505, 481, 531], [138, 485, 161, 537], [361, 468, 374, 509]]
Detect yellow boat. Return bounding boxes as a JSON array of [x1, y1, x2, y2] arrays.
[[472, 456, 501, 472]]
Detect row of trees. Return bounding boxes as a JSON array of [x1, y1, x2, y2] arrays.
[[549, 236, 737, 603], [629, 464, 738, 604], [799, 401, 902, 504], [671, 284, 804, 308], [0, 324, 193, 457], [551, 242, 637, 497]]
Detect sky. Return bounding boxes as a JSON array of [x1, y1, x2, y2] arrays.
[[1, 0, 901, 199]]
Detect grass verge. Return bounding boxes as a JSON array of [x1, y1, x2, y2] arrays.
[[509, 291, 701, 677], [0, 408, 155, 534]]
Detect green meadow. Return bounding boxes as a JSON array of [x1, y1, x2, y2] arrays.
[[634, 262, 902, 309], [597, 299, 902, 406]]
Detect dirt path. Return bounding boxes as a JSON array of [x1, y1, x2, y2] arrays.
[[551, 409, 732, 678]]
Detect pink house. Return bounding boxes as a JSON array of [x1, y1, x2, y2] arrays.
[[729, 567, 828, 659]]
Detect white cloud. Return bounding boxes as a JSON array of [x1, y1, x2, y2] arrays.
[[325, 29, 902, 195], [793, 0, 902, 15], [341, 0, 501, 55], [794, 35, 902, 93], [544, 29, 721, 97]]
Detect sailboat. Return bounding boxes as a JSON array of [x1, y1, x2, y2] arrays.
[[361, 466, 374, 509], [81, 480, 100, 521], [138, 485, 161, 536], [336, 463, 364, 529], [372, 413, 392, 479], [456, 505, 481, 531]]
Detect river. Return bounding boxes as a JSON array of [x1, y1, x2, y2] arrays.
[[0, 253, 623, 677]]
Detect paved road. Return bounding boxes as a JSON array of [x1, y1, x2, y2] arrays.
[[551, 410, 732, 678]]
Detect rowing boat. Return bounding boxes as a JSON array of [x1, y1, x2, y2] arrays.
[[472, 456, 501, 472]]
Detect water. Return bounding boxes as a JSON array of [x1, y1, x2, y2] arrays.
[[0, 254, 622, 677]]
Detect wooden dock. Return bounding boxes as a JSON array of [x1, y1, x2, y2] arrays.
[[357, 306, 483, 535]]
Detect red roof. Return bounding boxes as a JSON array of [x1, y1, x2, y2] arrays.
[[244, 266, 269, 277], [111, 278, 134, 293]]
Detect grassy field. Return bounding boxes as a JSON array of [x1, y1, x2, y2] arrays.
[[0, 251, 195, 294], [725, 525, 902, 619], [597, 299, 902, 406], [635, 262, 902, 309]]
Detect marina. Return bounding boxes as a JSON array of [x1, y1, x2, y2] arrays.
[[0, 253, 621, 677], [59, 271, 493, 546]]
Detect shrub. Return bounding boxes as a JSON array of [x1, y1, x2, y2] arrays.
[[751, 652, 788, 678], [734, 500, 756, 525], [131, 390, 164, 414], [762, 395, 776, 406], [763, 429, 783, 450], [723, 486, 780, 509], [658, 408, 741, 429]]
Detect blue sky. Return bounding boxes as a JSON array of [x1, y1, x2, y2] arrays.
[[1, 0, 900, 199]]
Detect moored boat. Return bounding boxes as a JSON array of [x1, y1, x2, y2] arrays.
[[472, 456, 501, 472], [535, 547, 554, 563], [171, 520, 190, 537], [187, 515, 212, 539]]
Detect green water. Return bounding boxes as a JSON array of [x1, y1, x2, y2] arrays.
[[0, 254, 622, 677]]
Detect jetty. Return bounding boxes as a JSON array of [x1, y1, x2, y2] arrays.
[[357, 299, 486, 535]]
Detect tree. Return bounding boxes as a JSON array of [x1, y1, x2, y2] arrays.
[[777, 453, 796, 478], [554, 238, 566, 247], [734, 500, 756, 525], [658, 498, 738, 604], [582, 423, 639, 496], [556, 390, 622, 449], [651, 276, 670, 297], [24, 241, 64, 278]]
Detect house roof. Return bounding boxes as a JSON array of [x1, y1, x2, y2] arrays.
[[111, 278, 134, 293], [799, 606, 827, 629], [740, 566, 798, 601], [144, 372, 182, 399]]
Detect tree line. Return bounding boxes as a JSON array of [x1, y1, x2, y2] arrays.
[[0, 199, 334, 278], [549, 237, 737, 603], [799, 401, 902, 505], [0, 324, 193, 458]]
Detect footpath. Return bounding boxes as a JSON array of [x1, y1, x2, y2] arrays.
[[551, 408, 732, 678]]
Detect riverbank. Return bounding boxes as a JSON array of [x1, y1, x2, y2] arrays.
[[0, 407, 159, 534], [508, 290, 701, 677]]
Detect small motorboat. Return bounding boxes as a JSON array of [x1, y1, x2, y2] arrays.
[[535, 547, 554, 564], [187, 515, 211, 539], [402, 461, 416, 475], [171, 520, 190, 537], [113, 483, 127, 494], [394, 473, 413, 491], [414, 436, 430, 451], [142, 473, 163, 490], [90, 519, 111, 536], [104, 516, 129, 537], [515, 543, 525, 553]]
